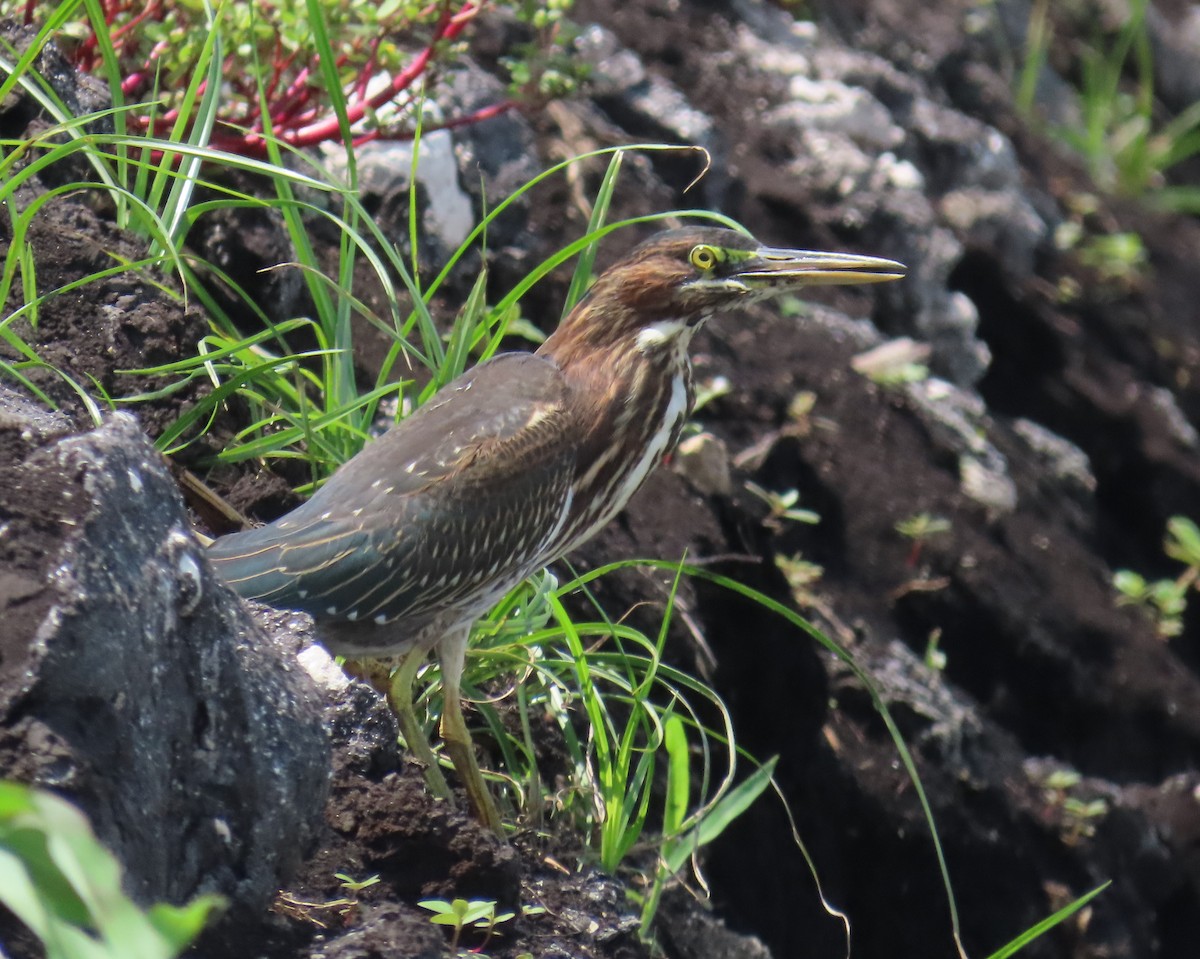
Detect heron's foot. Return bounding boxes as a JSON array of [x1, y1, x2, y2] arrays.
[[340, 656, 393, 696]]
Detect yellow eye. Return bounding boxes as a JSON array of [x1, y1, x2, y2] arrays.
[[689, 244, 720, 271]]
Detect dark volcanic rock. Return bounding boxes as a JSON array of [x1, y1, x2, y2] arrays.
[[0, 397, 330, 910]]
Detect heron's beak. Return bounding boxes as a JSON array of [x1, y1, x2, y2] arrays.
[[736, 246, 907, 291]]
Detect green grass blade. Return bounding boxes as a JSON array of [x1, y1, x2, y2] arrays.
[[561, 150, 624, 319], [662, 714, 689, 836], [663, 757, 777, 875], [984, 882, 1110, 959]]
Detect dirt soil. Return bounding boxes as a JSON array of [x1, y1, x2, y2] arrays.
[[3, 1, 1200, 958]]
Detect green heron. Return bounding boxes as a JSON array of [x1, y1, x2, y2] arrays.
[[207, 226, 905, 834]]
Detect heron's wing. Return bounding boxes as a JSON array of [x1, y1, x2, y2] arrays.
[[207, 352, 577, 623]]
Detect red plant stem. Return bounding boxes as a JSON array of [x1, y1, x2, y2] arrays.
[[279, 105, 321, 130], [276, 1, 478, 151], [352, 98, 516, 147], [273, 66, 314, 114], [109, 0, 162, 44], [74, 0, 124, 68], [433, 98, 516, 131], [906, 540, 922, 569], [270, 89, 315, 129], [265, 48, 350, 132], [140, 88, 509, 162], [122, 37, 168, 96], [262, 38, 296, 108], [354, 38, 382, 104], [114, 0, 486, 158], [265, 36, 285, 101]]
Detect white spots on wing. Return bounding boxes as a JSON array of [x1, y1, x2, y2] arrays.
[[298, 589, 308, 599], [371, 478, 382, 489], [347, 610, 359, 621], [404, 461, 416, 474], [126, 468, 144, 494], [374, 614, 389, 625], [384, 487, 394, 495], [351, 508, 363, 517], [320, 511, 332, 521], [326, 606, 338, 615]]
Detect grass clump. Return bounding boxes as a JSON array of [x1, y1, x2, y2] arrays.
[[1017, 0, 1200, 211]]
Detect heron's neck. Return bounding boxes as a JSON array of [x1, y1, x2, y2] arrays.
[[540, 323, 697, 552]]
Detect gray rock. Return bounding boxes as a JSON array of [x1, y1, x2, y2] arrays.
[[1144, 1, 1200, 112], [0, 21, 111, 124], [905, 377, 1018, 515], [306, 903, 444, 959], [939, 187, 1046, 280], [764, 77, 904, 153], [0, 405, 329, 910], [319, 59, 543, 287], [659, 886, 774, 959], [576, 24, 716, 148], [297, 639, 404, 776], [1013, 418, 1098, 498], [442, 60, 544, 265], [1146, 385, 1200, 450]]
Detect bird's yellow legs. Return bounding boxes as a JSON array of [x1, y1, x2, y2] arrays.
[[434, 628, 505, 835], [386, 647, 452, 801], [384, 633, 504, 836]]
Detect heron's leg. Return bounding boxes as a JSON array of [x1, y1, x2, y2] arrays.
[[387, 646, 453, 803], [437, 627, 505, 836]]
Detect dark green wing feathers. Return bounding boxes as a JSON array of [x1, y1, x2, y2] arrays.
[[207, 353, 577, 625]]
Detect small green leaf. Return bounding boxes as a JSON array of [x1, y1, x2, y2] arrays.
[[662, 715, 689, 836], [1043, 769, 1081, 791], [1165, 516, 1200, 566], [417, 898, 456, 916], [1112, 569, 1148, 600], [458, 900, 496, 925]]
